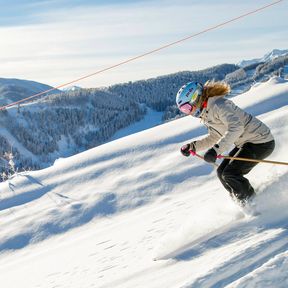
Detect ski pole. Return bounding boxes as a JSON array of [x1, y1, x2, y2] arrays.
[[217, 155, 288, 166], [190, 151, 219, 167], [190, 151, 288, 166]]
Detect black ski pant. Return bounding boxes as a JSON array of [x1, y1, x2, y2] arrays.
[[217, 140, 275, 200]]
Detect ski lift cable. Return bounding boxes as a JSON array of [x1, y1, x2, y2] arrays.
[[0, 0, 283, 111]]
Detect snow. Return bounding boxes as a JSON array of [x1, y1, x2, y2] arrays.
[[0, 77, 288, 287], [237, 49, 288, 67], [111, 107, 163, 141], [0, 78, 54, 93]]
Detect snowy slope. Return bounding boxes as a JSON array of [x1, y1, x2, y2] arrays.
[[111, 107, 163, 141], [0, 77, 288, 287]]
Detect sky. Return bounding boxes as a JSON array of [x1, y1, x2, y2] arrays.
[[0, 0, 287, 88]]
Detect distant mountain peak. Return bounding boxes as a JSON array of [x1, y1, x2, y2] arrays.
[[61, 85, 82, 92], [263, 49, 288, 61], [238, 48, 288, 67]]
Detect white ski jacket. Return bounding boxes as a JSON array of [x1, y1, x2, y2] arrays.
[[194, 96, 274, 154]]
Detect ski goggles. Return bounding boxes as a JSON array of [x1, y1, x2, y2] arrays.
[[179, 102, 196, 114], [179, 102, 202, 117]]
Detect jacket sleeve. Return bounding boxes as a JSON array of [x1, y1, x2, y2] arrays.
[[213, 100, 245, 154], [193, 128, 221, 152]]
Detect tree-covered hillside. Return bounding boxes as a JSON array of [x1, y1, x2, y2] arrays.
[[0, 54, 287, 177]]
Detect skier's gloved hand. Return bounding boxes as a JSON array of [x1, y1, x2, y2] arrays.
[[180, 144, 190, 157], [204, 148, 217, 163], [180, 142, 196, 157]]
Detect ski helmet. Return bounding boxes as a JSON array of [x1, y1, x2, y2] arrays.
[[176, 82, 204, 117]]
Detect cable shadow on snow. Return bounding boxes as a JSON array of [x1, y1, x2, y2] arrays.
[[0, 186, 52, 212], [0, 175, 51, 212], [20, 174, 44, 187]]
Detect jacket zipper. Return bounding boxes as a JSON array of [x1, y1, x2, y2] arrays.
[[209, 126, 223, 137]]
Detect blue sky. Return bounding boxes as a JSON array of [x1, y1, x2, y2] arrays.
[[0, 0, 287, 88]]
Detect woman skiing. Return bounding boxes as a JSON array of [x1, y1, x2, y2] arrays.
[[176, 81, 275, 205]]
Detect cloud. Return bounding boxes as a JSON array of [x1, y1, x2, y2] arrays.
[[0, 0, 286, 88]]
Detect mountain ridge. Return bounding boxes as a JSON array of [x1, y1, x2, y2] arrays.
[[0, 49, 287, 176], [237, 48, 288, 67]]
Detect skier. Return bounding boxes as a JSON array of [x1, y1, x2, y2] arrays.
[[176, 81, 275, 205]]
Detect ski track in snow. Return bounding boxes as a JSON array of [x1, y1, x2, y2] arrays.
[[0, 77, 287, 287]]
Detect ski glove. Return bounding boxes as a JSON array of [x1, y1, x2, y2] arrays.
[[181, 142, 196, 157], [204, 148, 217, 163]]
